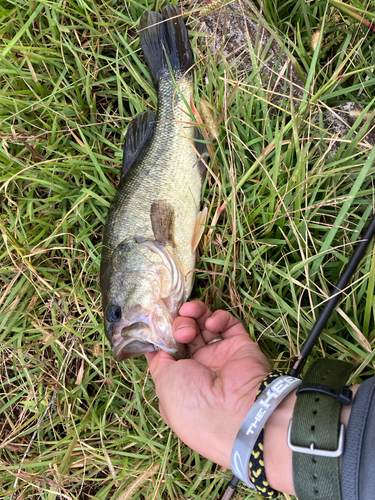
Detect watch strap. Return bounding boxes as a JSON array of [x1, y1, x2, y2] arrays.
[[290, 358, 354, 500]]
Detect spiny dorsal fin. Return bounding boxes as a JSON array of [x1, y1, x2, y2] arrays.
[[122, 110, 155, 180], [192, 206, 207, 252], [150, 201, 175, 247]]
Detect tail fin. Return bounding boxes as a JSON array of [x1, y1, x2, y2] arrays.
[[139, 5, 194, 88]]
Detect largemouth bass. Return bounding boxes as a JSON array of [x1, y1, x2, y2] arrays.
[[100, 5, 207, 361]]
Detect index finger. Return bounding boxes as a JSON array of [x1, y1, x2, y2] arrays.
[[178, 301, 213, 331]]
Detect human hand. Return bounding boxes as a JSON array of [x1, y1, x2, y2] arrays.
[[146, 301, 272, 468]]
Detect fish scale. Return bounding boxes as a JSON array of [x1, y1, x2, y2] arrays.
[[102, 78, 200, 276]]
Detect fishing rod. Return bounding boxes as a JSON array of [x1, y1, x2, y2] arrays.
[[289, 211, 375, 377], [220, 210, 375, 499]]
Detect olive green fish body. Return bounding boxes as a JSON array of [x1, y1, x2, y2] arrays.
[[100, 6, 206, 361], [102, 78, 199, 284]]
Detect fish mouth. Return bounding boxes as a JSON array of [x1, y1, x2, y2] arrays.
[[112, 322, 157, 360], [113, 338, 158, 361], [111, 320, 186, 361], [112, 337, 185, 361]]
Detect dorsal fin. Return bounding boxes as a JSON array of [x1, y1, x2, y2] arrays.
[[122, 110, 155, 180]]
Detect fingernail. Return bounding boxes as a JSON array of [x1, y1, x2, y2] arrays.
[[176, 323, 195, 331]]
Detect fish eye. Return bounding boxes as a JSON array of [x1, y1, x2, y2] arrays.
[[107, 305, 122, 323]]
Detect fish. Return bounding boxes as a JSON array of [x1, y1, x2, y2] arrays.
[[100, 5, 207, 361]]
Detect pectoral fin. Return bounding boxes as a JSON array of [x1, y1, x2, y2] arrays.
[[192, 206, 207, 252], [122, 110, 156, 180], [150, 201, 175, 247]]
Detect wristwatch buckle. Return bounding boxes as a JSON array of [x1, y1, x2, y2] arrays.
[[287, 420, 345, 457]]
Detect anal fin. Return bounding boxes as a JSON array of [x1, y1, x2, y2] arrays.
[[192, 206, 207, 252]]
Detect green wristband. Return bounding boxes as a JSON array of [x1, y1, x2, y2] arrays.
[[288, 358, 354, 500]]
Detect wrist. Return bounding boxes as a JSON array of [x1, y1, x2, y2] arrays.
[[263, 388, 296, 494], [232, 371, 301, 492]]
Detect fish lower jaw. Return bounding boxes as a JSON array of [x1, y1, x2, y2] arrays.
[[111, 333, 186, 361], [113, 337, 158, 361]]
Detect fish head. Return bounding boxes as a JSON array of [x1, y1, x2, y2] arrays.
[[102, 238, 187, 361]]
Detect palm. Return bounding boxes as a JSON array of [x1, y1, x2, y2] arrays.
[[146, 301, 271, 468]]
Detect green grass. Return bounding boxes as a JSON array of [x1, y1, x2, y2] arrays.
[[1, 0, 375, 498]]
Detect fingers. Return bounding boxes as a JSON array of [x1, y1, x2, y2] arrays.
[[179, 301, 213, 330], [173, 316, 198, 344], [173, 321, 206, 356], [173, 314, 220, 354], [173, 301, 213, 356], [179, 302, 247, 340], [173, 317, 206, 356], [205, 310, 251, 340], [172, 301, 253, 357]]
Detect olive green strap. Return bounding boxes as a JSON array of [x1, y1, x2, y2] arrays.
[[289, 359, 354, 500]]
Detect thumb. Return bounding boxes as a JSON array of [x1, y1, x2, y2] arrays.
[[145, 349, 176, 383]]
